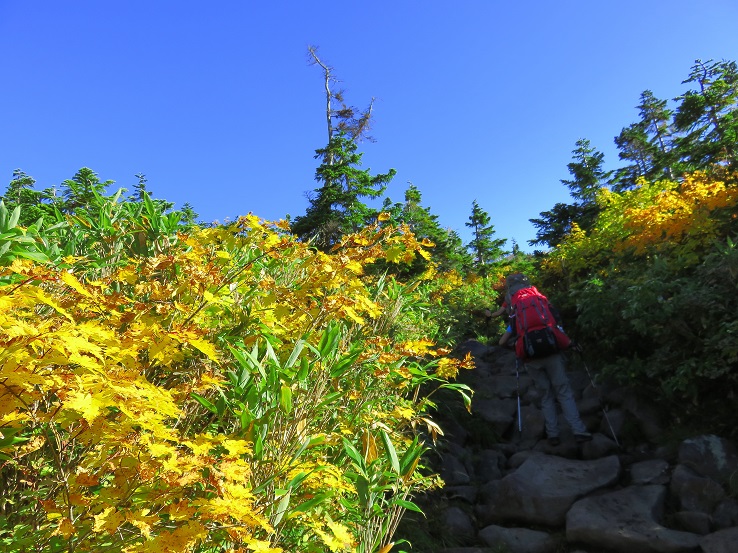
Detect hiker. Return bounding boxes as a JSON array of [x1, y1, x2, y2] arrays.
[[493, 273, 592, 446]]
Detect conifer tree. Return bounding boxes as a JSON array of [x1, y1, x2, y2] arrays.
[[291, 134, 395, 249], [293, 47, 394, 249], [530, 139, 611, 248], [465, 200, 507, 275], [59, 167, 114, 215], [674, 58, 738, 170], [380, 184, 471, 274]]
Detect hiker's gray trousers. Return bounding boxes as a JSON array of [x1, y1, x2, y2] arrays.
[[525, 353, 587, 437]]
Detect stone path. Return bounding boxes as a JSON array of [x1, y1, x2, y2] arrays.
[[395, 340, 738, 553]]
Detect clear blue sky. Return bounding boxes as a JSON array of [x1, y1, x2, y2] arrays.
[[2, 1, 737, 250]]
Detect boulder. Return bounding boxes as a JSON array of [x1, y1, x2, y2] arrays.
[[712, 498, 738, 530], [472, 397, 517, 437], [441, 452, 471, 486], [678, 435, 738, 484], [441, 506, 476, 546], [474, 449, 505, 482], [566, 485, 701, 552], [700, 527, 738, 553], [580, 432, 619, 460], [481, 454, 620, 526], [629, 459, 670, 485], [670, 463, 726, 514], [674, 511, 711, 535], [478, 524, 558, 553]]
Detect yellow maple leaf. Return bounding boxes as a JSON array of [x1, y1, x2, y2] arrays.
[[94, 507, 126, 535], [60, 270, 93, 298], [385, 246, 403, 263], [64, 391, 103, 423], [189, 337, 219, 362]]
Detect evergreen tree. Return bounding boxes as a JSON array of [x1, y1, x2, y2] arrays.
[[674, 59, 738, 170], [291, 134, 395, 249], [293, 47, 389, 249], [529, 139, 611, 248], [613, 123, 652, 191], [59, 167, 114, 215], [465, 200, 507, 275], [2, 170, 41, 226], [380, 183, 471, 274], [637, 90, 675, 178], [180, 202, 199, 225], [131, 173, 148, 202]]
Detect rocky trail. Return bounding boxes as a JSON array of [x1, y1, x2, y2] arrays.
[[395, 340, 738, 553]]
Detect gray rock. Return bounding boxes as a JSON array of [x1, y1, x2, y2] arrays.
[[441, 506, 476, 546], [567, 370, 590, 398], [445, 485, 478, 504], [486, 374, 529, 399], [712, 498, 738, 529], [478, 524, 557, 553], [472, 397, 517, 437], [482, 454, 621, 526], [436, 547, 497, 553], [474, 449, 505, 482], [700, 527, 738, 553], [507, 450, 545, 469], [510, 405, 546, 448], [580, 432, 619, 460], [576, 395, 604, 416], [670, 464, 726, 514], [674, 510, 711, 535], [630, 459, 670, 485], [678, 434, 738, 484], [478, 480, 501, 505], [531, 434, 581, 459], [677, 476, 726, 513], [441, 453, 471, 486], [670, 463, 701, 495], [457, 339, 493, 359], [566, 485, 701, 553]]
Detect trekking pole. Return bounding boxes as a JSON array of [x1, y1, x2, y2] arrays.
[[575, 348, 620, 448], [514, 358, 523, 433]]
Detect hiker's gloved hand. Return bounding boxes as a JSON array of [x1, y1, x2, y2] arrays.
[[570, 341, 583, 353]]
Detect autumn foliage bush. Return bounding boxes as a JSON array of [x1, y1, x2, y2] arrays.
[[543, 170, 738, 439], [0, 201, 473, 553]]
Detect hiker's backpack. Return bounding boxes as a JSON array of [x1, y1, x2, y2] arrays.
[[510, 286, 571, 360]]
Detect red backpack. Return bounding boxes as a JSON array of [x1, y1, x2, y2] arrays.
[[510, 286, 571, 360]]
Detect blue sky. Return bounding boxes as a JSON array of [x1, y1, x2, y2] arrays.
[[2, 1, 737, 250]]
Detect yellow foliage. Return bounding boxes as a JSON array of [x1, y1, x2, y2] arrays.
[[548, 171, 738, 274], [0, 215, 462, 552]]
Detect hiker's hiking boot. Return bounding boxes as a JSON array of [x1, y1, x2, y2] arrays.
[[575, 432, 593, 443], [547, 436, 561, 446]]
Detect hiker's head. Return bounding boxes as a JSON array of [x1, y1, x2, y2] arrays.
[[505, 273, 529, 290]]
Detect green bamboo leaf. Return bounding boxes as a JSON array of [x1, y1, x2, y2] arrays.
[[399, 437, 426, 477], [191, 393, 217, 414], [380, 430, 400, 474], [330, 347, 362, 378], [285, 339, 305, 370], [8, 205, 20, 229], [392, 498, 423, 513], [272, 490, 291, 526], [342, 437, 367, 473], [291, 492, 331, 514], [296, 357, 310, 381], [279, 384, 293, 414], [15, 250, 49, 263], [317, 323, 340, 357], [354, 474, 370, 506]]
